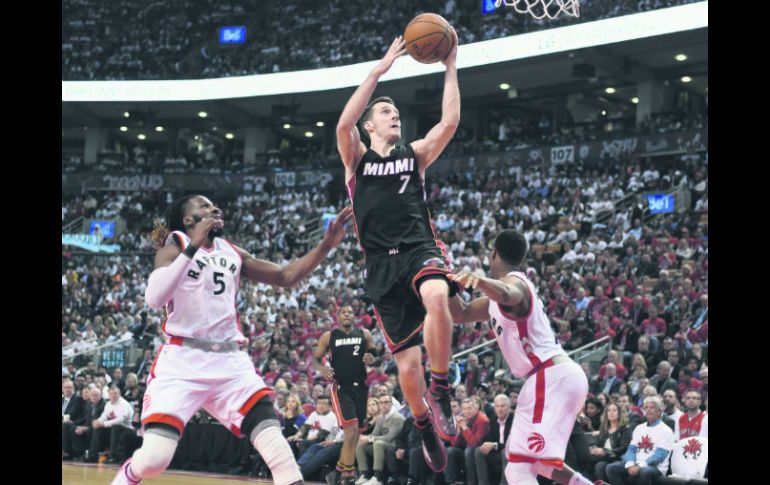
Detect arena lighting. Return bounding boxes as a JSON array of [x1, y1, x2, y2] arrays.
[[304, 131, 314, 138], [198, 111, 208, 118], [137, 134, 146, 140], [283, 123, 291, 129], [675, 53, 687, 61], [499, 83, 510, 90], [631, 97, 639, 104], [680, 76, 692, 83], [225, 133, 235, 139], [119, 126, 128, 132], [123, 111, 130, 118], [601, 110, 607, 116], [62, 3, 707, 102], [316, 121, 325, 127], [155, 126, 164, 132], [605, 87, 616, 94]]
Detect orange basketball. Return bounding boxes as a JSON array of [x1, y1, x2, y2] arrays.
[[404, 13, 455, 64]]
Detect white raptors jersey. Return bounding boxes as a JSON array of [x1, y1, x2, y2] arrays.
[[162, 230, 245, 342], [488, 271, 565, 379]]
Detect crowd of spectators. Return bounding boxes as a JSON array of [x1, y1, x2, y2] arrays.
[[63, 0, 704, 80], [61, 108, 707, 177], [62, 139, 707, 480]]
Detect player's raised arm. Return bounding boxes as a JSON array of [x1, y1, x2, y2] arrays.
[[236, 207, 353, 287], [448, 294, 491, 324], [337, 37, 406, 174], [145, 215, 224, 309], [411, 28, 460, 172], [449, 273, 526, 308]]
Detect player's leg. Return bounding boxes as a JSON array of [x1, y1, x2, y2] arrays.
[[393, 346, 447, 473], [212, 349, 304, 484], [412, 258, 457, 441], [113, 424, 180, 485], [328, 383, 363, 484], [112, 345, 207, 485]]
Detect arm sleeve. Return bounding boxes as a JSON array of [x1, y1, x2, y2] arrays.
[[622, 444, 638, 464], [645, 447, 671, 466], [145, 252, 193, 309]]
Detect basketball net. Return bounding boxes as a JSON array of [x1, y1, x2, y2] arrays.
[[494, 0, 580, 20]]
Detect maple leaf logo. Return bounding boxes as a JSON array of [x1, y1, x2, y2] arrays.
[[637, 434, 655, 452], [682, 438, 702, 459]]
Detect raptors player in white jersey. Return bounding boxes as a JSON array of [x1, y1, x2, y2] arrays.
[[448, 229, 603, 485], [111, 194, 353, 485]]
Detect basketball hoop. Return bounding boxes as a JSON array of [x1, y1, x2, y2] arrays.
[[494, 0, 580, 20]]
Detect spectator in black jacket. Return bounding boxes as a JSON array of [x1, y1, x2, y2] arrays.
[[71, 386, 106, 461], [474, 394, 513, 485], [588, 402, 632, 481], [650, 361, 678, 395], [62, 378, 85, 459]]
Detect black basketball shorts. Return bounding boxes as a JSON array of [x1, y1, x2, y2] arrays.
[[330, 381, 369, 432], [364, 242, 460, 354]]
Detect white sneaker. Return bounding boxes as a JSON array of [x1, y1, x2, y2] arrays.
[[364, 477, 383, 485], [355, 476, 370, 485]]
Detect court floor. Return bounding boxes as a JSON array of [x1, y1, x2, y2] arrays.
[[62, 462, 325, 485]]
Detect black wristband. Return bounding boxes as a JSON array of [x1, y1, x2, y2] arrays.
[[183, 244, 199, 259]]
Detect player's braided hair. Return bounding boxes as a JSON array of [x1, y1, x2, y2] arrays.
[[149, 194, 198, 251]]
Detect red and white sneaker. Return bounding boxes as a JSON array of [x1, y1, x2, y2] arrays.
[[111, 458, 141, 485]]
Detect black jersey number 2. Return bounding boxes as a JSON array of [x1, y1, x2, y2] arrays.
[[213, 272, 226, 295]]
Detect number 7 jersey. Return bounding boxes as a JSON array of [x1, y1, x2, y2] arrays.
[[347, 144, 438, 256], [161, 230, 245, 343], [488, 271, 565, 379]]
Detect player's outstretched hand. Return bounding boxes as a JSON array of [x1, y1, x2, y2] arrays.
[[448, 271, 479, 291], [363, 352, 376, 365], [373, 36, 407, 77], [189, 215, 225, 248], [321, 206, 354, 251], [441, 27, 458, 67]]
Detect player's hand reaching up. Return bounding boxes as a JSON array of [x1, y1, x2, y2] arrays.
[[320, 206, 354, 252], [441, 27, 458, 67], [373, 36, 407, 77]]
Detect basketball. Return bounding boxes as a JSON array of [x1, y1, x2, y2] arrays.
[[404, 12, 456, 64]]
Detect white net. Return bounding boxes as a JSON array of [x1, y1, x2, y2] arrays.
[[494, 0, 580, 20]]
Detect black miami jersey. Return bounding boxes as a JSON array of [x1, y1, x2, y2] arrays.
[[347, 144, 436, 256], [329, 328, 367, 384]]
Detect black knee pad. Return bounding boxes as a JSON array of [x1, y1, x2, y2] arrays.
[[241, 396, 278, 439], [145, 422, 181, 441]]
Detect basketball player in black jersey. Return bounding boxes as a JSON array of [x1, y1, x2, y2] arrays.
[[335, 31, 460, 473], [313, 305, 375, 485]]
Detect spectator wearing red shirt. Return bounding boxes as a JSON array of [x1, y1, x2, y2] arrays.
[[588, 285, 610, 320], [676, 369, 703, 398], [598, 350, 627, 380], [594, 315, 617, 341], [640, 307, 667, 350], [673, 320, 700, 350], [446, 396, 490, 485]]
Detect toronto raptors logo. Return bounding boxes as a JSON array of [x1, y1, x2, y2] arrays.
[[682, 438, 703, 459], [637, 435, 655, 453], [527, 432, 546, 454]]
